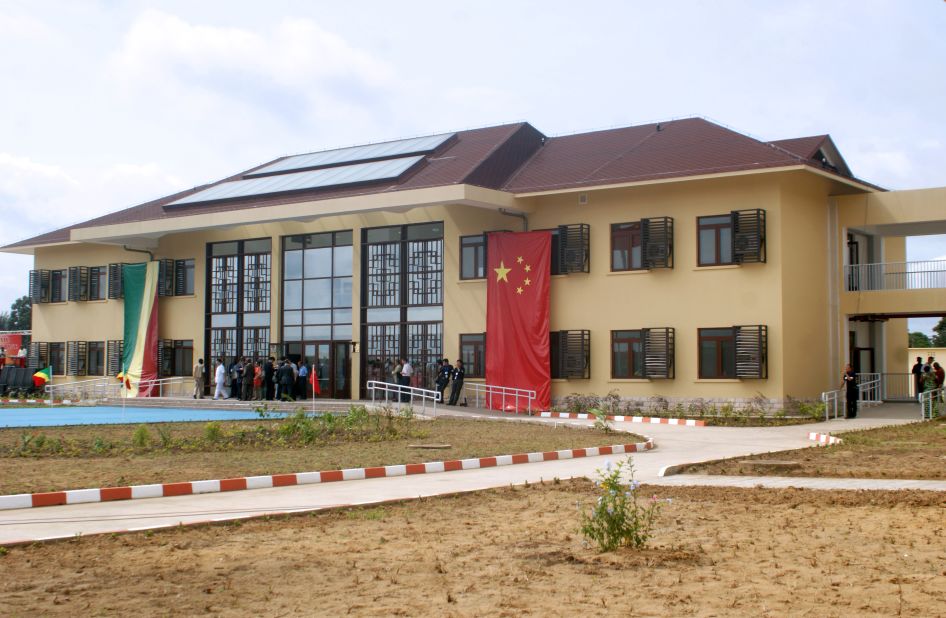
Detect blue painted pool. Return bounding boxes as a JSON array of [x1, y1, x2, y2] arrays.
[[0, 406, 289, 428]]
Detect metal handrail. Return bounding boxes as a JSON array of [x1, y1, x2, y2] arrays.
[[857, 372, 882, 406], [845, 259, 946, 291], [46, 375, 189, 403], [821, 389, 841, 421], [465, 382, 537, 414], [366, 380, 439, 416], [919, 387, 944, 420]]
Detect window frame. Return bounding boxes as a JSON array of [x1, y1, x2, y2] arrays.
[[49, 269, 68, 303], [610, 330, 644, 379], [698, 327, 736, 379], [48, 342, 65, 376], [459, 234, 487, 280], [610, 222, 644, 272], [87, 341, 105, 376], [459, 333, 486, 378], [697, 215, 734, 267]]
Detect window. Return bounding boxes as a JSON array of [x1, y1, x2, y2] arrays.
[[87, 341, 105, 376], [159, 340, 193, 376], [28, 342, 49, 370], [108, 263, 125, 299], [48, 342, 65, 375], [550, 330, 590, 379], [460, 235, 487, 279], [460, 333, 485, 378], [282, 231, 353, 345], [611, 330, 643, 378], [698, 210, 766, 266], [699, 325, 767, 379], [175, 259, 195, 295], [362, 223, 443, 392], [698, 216, 733, 266], [67, 341, 88, 376], [611, 223, 643, 271], [89, 267, 107, 300], [610, 327, 675, 379], [208, 239, 271, 363], [29, 270, 50, 303], [50, 270, 67, 303]]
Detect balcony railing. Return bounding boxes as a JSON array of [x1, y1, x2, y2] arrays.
[[845, 259, 946, 291]]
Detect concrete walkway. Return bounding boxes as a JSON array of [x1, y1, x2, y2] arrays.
[[0, 402, 932, 544]]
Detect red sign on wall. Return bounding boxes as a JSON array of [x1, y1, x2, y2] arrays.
[[0, 333, 22, 353]]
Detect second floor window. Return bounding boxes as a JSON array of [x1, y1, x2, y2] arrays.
[[50, 270, 67, 303], [698, 215, 733, 266], [611, 223, 643, 271], [460, 234, 487, 279]]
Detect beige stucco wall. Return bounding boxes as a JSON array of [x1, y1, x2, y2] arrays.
[[38, 170, 944, 403]]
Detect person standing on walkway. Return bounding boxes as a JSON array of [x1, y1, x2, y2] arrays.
[[842, 363, 858, 419], [448, 359, 465, 406], [911, 356, 924, 398], [242, 358, 255, 401], [297, 360, 308, 400], [435, 358, 452, 403], [192, 358, 205, 399], [213, 358, 227, 401], [399, 358, 413, 402]]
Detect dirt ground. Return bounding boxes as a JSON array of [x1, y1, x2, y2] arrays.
[[1, 482, 944, 617], [684, 417, 946, 479], [0, 418, 640, 494]]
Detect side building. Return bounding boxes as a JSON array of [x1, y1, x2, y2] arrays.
[[5, 118, 944, 406]]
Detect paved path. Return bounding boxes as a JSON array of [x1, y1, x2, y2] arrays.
[[0, 402, 931, 544]]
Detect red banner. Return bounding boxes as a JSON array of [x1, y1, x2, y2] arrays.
[[0, 333, 22, 352], [486, 231, 551, 411]]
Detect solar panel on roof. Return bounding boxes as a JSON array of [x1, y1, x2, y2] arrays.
[[246, 132, 455, 177], [167, 156, 425, 207]]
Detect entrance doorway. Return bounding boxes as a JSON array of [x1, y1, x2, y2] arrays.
[[285, 341, 351, 399]]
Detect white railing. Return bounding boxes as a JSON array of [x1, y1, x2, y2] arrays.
[[858, 372, 882, 406], [919, 387, 944, 420], [821, 389, 842, 421], [366, 380, 439, 416], [845, 259, 946, 291], [46, 376, 189, 403], [464, 383, 537, 414]]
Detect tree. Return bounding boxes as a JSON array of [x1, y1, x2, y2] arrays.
[[3, 296, 30, 331], [909, 331, 932, 348], [933, 317, 946, 348]]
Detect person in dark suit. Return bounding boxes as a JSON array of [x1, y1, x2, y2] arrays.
[[447, 359, 465, 406], [842, 363, 858, 419], [435, 358, 452, 403]]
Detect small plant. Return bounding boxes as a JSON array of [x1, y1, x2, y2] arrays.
[[255, 403, 272, 419], [32, 434, 47, 450], [204, 421, 223, 443], [589, 408, 612, 433], [156, 426, 173, 448], [648, 395, 669, 415], [579, 458, 663, 552], [92, 436, 110, 454], [132, 425, 150, 448]]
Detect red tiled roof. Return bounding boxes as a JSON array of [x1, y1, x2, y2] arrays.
[[768, 135, 829, 160], [3, 118, 873, 251], [503, 118, 819, 193]]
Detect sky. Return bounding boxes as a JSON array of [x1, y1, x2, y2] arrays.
[[0, 0, 944, 333]]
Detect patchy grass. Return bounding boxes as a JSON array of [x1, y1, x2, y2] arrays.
[[682, 418, 946, 479], [0, 416, 642, 494], [1, 482, 943, 616]]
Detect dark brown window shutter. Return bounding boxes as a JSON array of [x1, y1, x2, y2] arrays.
[[557, 224, 590, 274], [731, 209, 766, 264], [641, 327, 674, 379], [641, 217, 674, 269], [734, 325, 767, 379]]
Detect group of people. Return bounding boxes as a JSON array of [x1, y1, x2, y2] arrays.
[[912, 355, 945, 400], [192, 356, 317, 401], [385, 356, 465, 405]]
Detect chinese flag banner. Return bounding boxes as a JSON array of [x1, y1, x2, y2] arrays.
[[486, 231, 552, 411]]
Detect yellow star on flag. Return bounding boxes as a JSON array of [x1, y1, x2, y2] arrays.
[[524, 264, 532, 273], [516, 286, 524, 294], [516, 256, 524, 264], [494, 260, 511, 282], [524, 278, 531, 286]]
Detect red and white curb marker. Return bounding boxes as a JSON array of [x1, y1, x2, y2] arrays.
[[0, 439, 654, 512], [808, 432, 843, 445], [539, 411, 706, 427], [0, 399, 78, 405]]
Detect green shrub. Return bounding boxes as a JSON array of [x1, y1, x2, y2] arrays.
[[204, 421, 223, 443], [132, 425, 150, 448], [156, 426, 173, 448], [580, 458, 663, 552]]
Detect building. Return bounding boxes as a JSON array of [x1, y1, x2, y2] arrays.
[[4, 118, 945, 405]]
